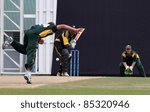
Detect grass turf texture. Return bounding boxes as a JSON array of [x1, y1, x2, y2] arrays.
[[0, 77, 150, 95]]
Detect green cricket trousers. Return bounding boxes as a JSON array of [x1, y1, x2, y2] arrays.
[[11, 29, 39, 70]]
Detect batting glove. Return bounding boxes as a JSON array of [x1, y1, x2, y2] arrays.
[[70, 39, 76, 49]]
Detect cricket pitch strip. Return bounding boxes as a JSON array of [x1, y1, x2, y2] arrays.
[[0, 76, 97, 89]]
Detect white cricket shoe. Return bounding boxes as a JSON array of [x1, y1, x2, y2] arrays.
[[56, 72, 62, 76], [62, 72, 70, 77], [2, 36, 13, 49], [24, 71, 32, 84]]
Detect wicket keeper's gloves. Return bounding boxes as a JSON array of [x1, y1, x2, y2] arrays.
[[124, 68, 133, 75], [129, 66, 133, 71], [70, 39, 76, 49], [125, 65, 130, 70]]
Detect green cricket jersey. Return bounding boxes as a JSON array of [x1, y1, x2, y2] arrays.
[[121, 51, 140, 66], [29, 24, 57, 38]]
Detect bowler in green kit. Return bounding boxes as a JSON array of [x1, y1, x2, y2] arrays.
[[2, 22, 82, 84]]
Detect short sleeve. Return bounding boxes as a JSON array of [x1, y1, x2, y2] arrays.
[[132, 53, 140, 61], [122, 52, 126, 62], [62, 31, 69, 46], [134, 54, 140, 61], [47, 25, 57, 33], [135, 54, 140, 59]]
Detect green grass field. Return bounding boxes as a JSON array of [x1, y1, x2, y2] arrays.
[[0, 77, 150, 95]]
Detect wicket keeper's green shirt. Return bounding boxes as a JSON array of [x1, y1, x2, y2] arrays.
[[30, 24, 57, 38], [122, 51, 140, 66]]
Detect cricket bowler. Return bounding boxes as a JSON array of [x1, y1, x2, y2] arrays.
[[55, 30, 77, 76], [120, 45, 146, 77], [2, 22, 82, 84]]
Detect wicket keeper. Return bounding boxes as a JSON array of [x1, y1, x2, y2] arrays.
[[2, 22, 81, 84], [55, 29, 77, 76], [120, 45, 146, 77]]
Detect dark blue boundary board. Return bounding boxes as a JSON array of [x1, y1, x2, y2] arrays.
[[52, 0, 150, 76]]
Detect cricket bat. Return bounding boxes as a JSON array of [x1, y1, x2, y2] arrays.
[[75, 28, 85, 41]]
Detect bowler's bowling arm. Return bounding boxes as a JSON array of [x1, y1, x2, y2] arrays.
[[57, 24, 79, 33]]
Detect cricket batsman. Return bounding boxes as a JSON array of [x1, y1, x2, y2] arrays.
[[2, 22, 82, 84], [55, 29, 77, 76], [120, 45, 146, 77]]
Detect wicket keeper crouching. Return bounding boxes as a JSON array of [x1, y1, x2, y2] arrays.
[[55, 30, 77, 76], [120, 45, 146, 77]]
